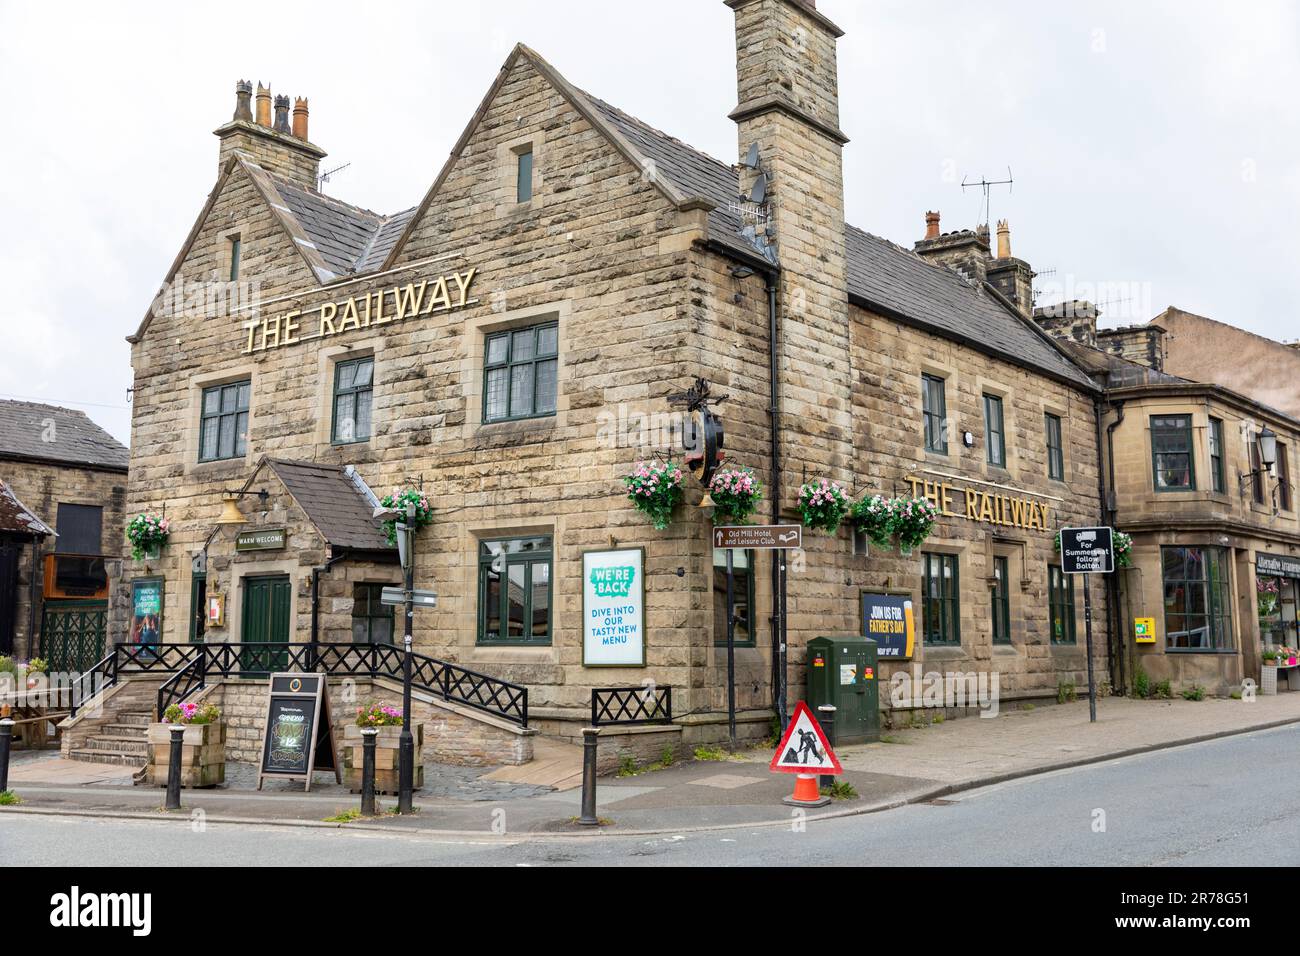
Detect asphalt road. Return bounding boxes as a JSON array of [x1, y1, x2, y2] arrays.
[[4, 724, 1298, 866]]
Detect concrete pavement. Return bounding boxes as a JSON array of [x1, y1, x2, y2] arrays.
[[4, 692, 1300, 838]]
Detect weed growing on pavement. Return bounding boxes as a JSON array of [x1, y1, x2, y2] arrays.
[[1019, 703, 1036, 711], [820, 780, 859, 800], [879, 734, 906, 744], [1057, 680, 1077, 704], [1133, 666, 1151, 699], [324, 808, 362, 823], [693, 745, 727, 761], [0, 790, 20, 806], [1153, 679, 1172, 699], [931, 712, 945, 725], [617, 755, 639, 777], [659, 745, 675, 767], [1181, 684, 1207, 701], [568, 815, 614, 826]]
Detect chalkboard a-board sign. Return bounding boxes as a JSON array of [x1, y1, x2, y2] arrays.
[[256, 673, 340, 792]]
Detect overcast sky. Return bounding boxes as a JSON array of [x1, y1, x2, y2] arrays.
[[2, 0, 1296, 444]]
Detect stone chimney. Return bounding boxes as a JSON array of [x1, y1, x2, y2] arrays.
[[914, 212, 990, 283], [1034, 301, 1100, 348], [1096, 323, 1167, 371], [726, 0, 854, 486], [214, 80, 326, 187], [985, 219, 1034, 315]]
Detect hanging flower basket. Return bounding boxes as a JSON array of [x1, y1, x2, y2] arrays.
[[797, 479, 850, 534], [849, 494, 894, 548], [890, 496, 939, 552], [708, 466, 763, 526], [126, 514, 170, 560], [624, 460, 685, 530], [379, 488, 432, 546]]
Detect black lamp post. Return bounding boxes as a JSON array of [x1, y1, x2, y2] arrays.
[[397, 501, 415, 814]]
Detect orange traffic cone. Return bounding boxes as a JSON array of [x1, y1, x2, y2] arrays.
[[784, 772, 830, 807]]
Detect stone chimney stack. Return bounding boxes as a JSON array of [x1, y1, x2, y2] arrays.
[[726, 0, 854, 489], [985, 219, 1034, 315], [214, 79, 326, 187], [914, 212, 990, 284], [1034, 301, 1100, 348]]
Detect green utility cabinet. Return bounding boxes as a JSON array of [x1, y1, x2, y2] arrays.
[[805, 635, 880, 745]]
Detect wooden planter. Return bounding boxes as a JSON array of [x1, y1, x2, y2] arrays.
[[343, 723, 424, 794], [145, 721, 226, 788]]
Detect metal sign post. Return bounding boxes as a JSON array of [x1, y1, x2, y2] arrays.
[[1060, 526, 1116, 724], [714, 525, 802, 736], [398, 507, 415, 814]]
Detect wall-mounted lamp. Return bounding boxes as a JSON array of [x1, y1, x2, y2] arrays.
[[1239, 426, 1278, 498]]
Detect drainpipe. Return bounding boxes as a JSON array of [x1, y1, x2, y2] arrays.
[[765, 270, 783, 717], [310, 549, 349, 669], [1104, 400, 1127, 692]]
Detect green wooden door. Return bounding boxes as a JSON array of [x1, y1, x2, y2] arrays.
[[240, 575, 291, 674]]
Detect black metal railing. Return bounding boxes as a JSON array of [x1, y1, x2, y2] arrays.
[[68, 641, 528, 728], [591, 686, 673, 726]]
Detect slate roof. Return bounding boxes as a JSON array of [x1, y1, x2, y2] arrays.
[[266, 459, 393, 553], [271, 176, 416, 278], [0, 479, 53, 536], [584, 94, 1094, 390], [0, 400, 128, 470]]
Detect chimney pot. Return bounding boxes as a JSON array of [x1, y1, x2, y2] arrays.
[[255, 83, 272, 127], [273, 95, 291, 134], [233, 79, 253, 123], [996, 219, 1011, 259], [924, 210, 940, 240], [292, 97, 309, 140]]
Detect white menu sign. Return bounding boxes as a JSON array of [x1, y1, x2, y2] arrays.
[[582, 548, 646, 667]]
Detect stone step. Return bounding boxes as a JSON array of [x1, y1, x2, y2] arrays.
[[81, 736, 149, 753], [115, 712, 154, 724], [68, 748, 146, 767], [103, 722, 150, 736]]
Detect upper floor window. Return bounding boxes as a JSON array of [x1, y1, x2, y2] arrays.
[[332, 356, 374, 444], [484, 322, 558, 423], [228, 235, 241, 282], [984, 394, 1005, 467], [516, 146, 534, 203], [1048, 564, 1076, 645], [1278, 442, 1292, 512], [1151, 414, 1194, 491], [922, 374, 948, 454], [1208, 417, 1226, 494], [1045, 412, 1065, 480], [478, 536, 552, 645], [1250, 436, 1266, 504], [199, 380, 250, 462]]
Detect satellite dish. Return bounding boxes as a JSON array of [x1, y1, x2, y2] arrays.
[[743, 142, 761, 169], [749, 171, 768, 205]]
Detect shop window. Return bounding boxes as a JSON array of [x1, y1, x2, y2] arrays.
[[1045, 412, 1065, 480], [199, 380, 250, 462], [1048, 565, 1076, 645], [1257, 575, 1298, 648], [352, 584, 394, 644], [1278, 442, 1292, 511], [713, 548, 756, 647], [516, 145, 534, 203], [332, 356, 374, 444], [922, 374, 948, 454], [984, 394, 1005, 467], [921, 552, 960, 646], [992, 555, 1011, 645], [1151, 414, 1195, 491], [1162, 546, 1234, 651], [478, 536, 552, 645], [483, 322, 558, 423], [1208, 417, 1226, 494], [55, 503, 102, 554]]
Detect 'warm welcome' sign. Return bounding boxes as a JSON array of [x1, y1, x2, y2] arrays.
[[583, 548, 645, 667]]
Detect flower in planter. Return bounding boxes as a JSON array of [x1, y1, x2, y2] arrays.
[[798, 479, 850, 534], [163, 701, 221, 725], [707, 466, 764, 526], [356, 701, 405, 727], [379, 488, 433, 546], [890, 496, 939, 551], [623, 459, 685, 530], [126, 513, 171, 560], [849, 494, 894, 548]]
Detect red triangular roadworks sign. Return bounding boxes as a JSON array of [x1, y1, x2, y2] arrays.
[[769, 700, 843, 775]]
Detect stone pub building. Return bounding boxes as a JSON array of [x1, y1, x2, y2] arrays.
[[109, 0, 1110, 759]]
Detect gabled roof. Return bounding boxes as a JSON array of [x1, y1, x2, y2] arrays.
[[0, 479, 54, 536], [0, 400, 128, 470], [266, 458, 393, 553]]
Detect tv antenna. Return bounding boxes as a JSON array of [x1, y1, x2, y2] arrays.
[[961, 166, 1014, 228], [317, 161, 351, 191]]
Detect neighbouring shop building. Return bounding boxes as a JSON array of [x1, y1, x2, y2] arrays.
[[114, 0, 1110, 754], [1038, 306, 1300, 694], [0, 400, 129, 667]]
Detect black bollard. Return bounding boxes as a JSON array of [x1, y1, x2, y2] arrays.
[[578, 727, 600, 826], [360, 728, 378, 816], [164, 725, 184, 810], [817, 704, 837, 791], [0, 718, 12, 793]]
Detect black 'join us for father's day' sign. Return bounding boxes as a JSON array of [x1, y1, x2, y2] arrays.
[[257, 673, 340, 792]]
